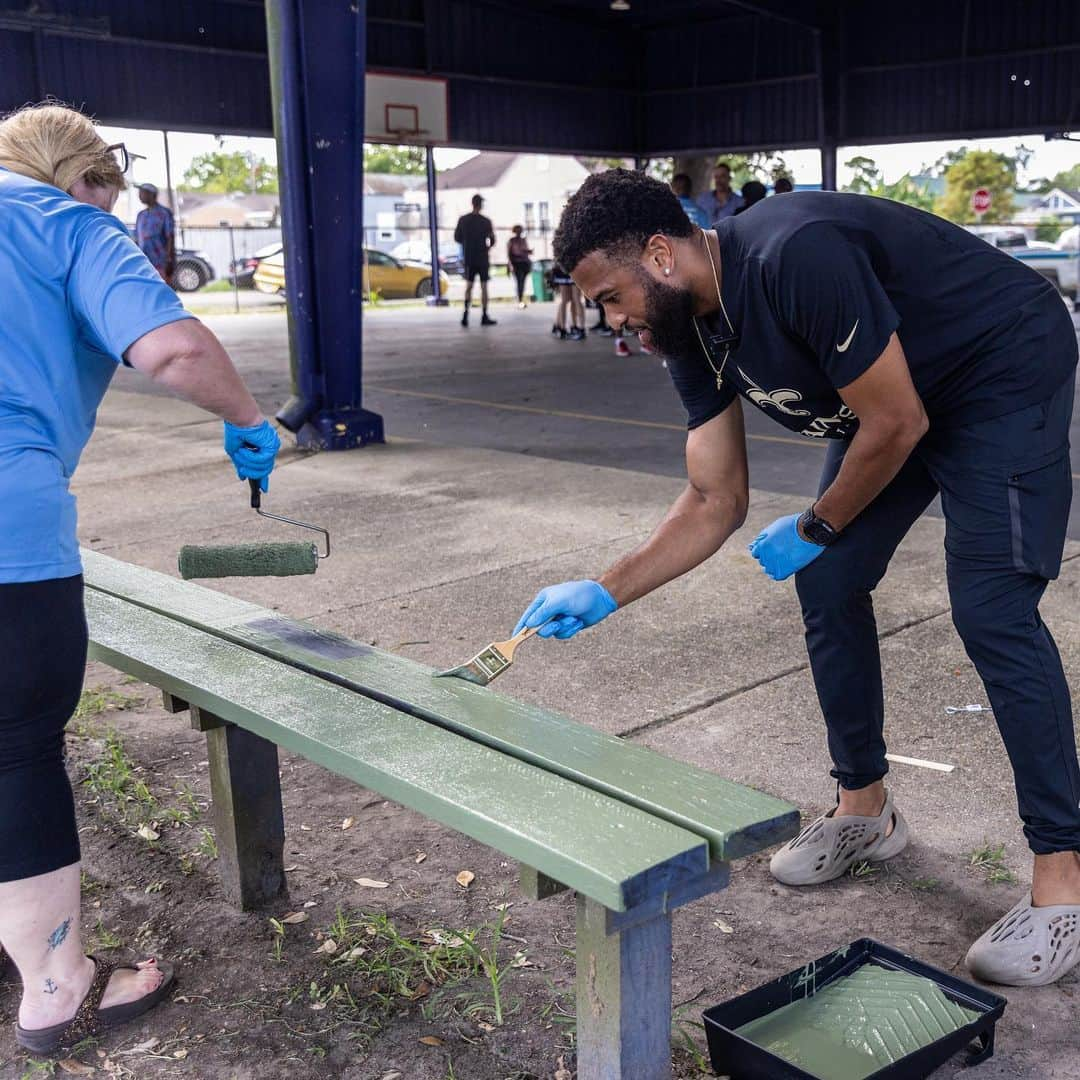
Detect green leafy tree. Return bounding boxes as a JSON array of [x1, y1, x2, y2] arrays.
[[180, 151, 277, 193], [842, 157, 935, 211], [934, 148, 1016, 223], [1035, 216, 1067, 243], [842, 156, 882, 195], [363, 144, 426, 174], [1048, 163, 1080, 192]]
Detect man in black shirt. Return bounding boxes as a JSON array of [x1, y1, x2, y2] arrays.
[[454, 194, 497, 328], [512, 169, 1080, 988]]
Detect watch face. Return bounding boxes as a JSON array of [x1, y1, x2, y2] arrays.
[[801, 510, 836, 546]]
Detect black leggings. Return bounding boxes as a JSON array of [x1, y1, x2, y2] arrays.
[[0, 575, 86, 882], [511, 261, 530, 302]]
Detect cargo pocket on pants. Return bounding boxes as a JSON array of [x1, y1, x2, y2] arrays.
[[1007, 450, 1072, 579]]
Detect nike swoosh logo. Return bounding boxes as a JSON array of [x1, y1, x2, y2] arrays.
[[836, 319, 859, 353]]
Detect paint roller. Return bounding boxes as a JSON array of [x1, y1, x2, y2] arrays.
[[178, 479, 330, 579]]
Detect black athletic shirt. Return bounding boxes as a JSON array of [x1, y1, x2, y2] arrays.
[[668, 192, 1077, 439], [454, 211, 495, 269]]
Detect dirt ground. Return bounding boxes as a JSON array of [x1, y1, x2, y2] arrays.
[[1, 658, 1055, 1080]]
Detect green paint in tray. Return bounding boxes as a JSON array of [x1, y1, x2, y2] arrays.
[[734, 965, 980, 1080]]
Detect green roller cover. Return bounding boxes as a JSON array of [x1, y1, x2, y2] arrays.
[[178, 542, 318, 580]]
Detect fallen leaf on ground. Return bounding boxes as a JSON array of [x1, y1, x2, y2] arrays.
[[341, 817, 355, 830], [281, 911, 309, 925], [310, 1001, 327, 1011], [58, 1061, 95, 1076], [477, 1021, 495, 1033], [136, 824, 159, 842], [713, 918, 734, 934], [415, 851, 427, 864], [303, 900, 318, 908], [455, 870, 475, 889], [316, 939, 338, 954], [555, 1056, 572, 1080], [410, 980, 431, 1000], [418, 1035, 444, 1046], [346, 946, 366, 959], [354, 877, 389, 889], [510, 951, 532, 968], [172, 1049, 189, 1060]]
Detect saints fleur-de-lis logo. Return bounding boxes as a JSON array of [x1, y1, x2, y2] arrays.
[[738, 368, 811, 416]]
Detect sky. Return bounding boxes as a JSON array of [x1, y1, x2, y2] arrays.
[[97, 125, 1079, 199]]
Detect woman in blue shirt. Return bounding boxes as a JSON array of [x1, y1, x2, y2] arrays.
[[0, 103, 281, 1053]]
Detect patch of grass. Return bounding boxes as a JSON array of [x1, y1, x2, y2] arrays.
[[71, 686, 140, 735], [908, 876, 941, 892], [83, 727, 159, 823], [269, 917, 287, 963], [196, 827, 219, 860], [303, 906, 519, 1046], [672, 1004, 711, 1073], [848, 860, 879, 880], [91, 918, 122, 951], [968, 843, 1018, 885], [19, 1060, 57, 1079]]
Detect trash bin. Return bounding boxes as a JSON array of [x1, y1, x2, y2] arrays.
[[531, 258, 554, 302]]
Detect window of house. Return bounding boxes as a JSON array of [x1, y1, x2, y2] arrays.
[[524, 201, 535, 230], [539, 201, 550, 231]]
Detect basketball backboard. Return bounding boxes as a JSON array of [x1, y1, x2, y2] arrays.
[[365, 71, 449, 144]]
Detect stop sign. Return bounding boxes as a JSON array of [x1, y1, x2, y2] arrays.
[[971, 188, 992, 214]]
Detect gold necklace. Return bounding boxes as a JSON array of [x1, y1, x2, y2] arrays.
[[692, 229, 736, 389]]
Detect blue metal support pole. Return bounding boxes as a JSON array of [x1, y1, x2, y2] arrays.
[[425, 145, 448, 307], [265, 0, 383, 450]]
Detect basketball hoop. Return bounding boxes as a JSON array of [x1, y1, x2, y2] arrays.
[[366, 73, 449, 145]]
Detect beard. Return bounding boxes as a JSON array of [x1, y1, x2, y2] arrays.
[[638, 269, 700, 361]]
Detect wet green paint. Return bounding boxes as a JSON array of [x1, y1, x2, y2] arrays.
[[735, 966, 980, 1080]]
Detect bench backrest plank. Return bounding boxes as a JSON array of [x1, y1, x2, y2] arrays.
[[85, 588, 709, 912], [83, 551, 798, 860]]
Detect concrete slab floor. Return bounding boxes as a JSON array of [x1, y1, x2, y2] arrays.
[[73, 309, 1080, 1078]]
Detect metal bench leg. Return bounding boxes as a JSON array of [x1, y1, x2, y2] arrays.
[[576, 894, 673, 1080], [193, 706, 287, 910]]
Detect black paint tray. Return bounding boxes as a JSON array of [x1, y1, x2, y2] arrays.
[[703, 938, 1007, 1079]]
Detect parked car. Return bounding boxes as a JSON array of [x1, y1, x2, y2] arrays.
[[229, 241, 283, 289], [966, 225, 1077, 298], [172, 249, 215, 293], [254, 248, 450, 300], [390, 239, 464, 276]]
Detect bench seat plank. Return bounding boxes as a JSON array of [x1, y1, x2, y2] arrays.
[[83, 551, 798, 860], [85, 589, 708, 912]]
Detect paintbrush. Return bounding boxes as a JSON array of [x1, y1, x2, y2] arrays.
[[434, 624, 546, 686]]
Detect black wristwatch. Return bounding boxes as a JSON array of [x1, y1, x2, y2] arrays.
[[798, 505, 839, 547]]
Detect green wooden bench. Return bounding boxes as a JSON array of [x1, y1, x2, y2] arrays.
[[82, 550, 798, 1079]]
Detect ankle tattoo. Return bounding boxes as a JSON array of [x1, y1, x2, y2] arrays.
[[47, 917, 72, 952], [43, 978, 58, 995]]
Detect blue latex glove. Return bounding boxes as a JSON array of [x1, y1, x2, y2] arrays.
[[513, 580, 618, 640], [748, 513, 826, 581], [224, 419, 281, 493]]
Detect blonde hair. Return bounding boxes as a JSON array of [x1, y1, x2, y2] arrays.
[[0, 103, 126, 194]]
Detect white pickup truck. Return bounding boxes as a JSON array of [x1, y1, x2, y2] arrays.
[[967, 225, 1078, 300]]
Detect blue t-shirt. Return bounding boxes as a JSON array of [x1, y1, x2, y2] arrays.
[[0, 167, 193, 582], [669, 192, 1077, 438]]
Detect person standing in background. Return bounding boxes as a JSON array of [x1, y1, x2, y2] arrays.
[[774, 176, 794, 194], [134, 182, 175, 286], [507, 225, 533, 309], [671, 173, 709, 228], [735, 180, 767, 214], [454, 194, 497, 327], [696, 162, 743, 224]]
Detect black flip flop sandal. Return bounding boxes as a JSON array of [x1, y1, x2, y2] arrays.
[[15, 955, 176, 1056]]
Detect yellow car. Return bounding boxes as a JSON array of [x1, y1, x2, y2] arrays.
[[254, 248, 449, 300]]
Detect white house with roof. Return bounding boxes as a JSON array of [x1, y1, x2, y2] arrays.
[[436, 152, 593, 261], [1016, 188, 1080, 225]]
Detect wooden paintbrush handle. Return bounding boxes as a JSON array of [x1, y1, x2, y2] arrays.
[[495, 623, 543, 661]]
